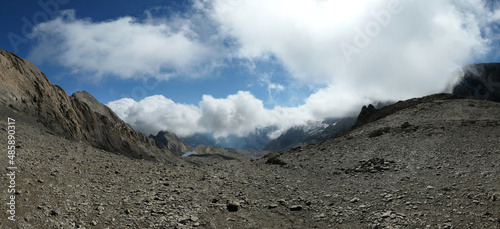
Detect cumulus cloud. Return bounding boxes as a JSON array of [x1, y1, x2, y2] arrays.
[[206, 0, 496, 98], [107, 91, 315, 138], [28, 10, 218, 80], [108, 95, 201, 136]]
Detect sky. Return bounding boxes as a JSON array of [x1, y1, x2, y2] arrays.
[[1, 0, 500, 139]]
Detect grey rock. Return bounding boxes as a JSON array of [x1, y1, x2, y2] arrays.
[[227, 201, 240, 212], [290, 205, 303, 211]]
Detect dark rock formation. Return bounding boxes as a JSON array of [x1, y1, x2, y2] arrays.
[[452, 63, 500, 102], [358, 104, 377, 122]]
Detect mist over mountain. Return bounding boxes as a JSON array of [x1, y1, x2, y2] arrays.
[[181, 118, 356, 152], [182, 127, 275, 151]]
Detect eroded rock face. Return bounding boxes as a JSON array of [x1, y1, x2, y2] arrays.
[[0, 48, 181, 164]]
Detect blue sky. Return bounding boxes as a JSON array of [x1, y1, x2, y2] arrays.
[[2, 0, 500, 138]]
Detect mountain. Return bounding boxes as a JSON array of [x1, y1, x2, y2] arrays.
[[182, 133, 217, 147], [182, 127, 275, 151], [263, 117, 357, 152], [183, 118, 357, 153], [148, 130, 245, 161], [150, 131, 191, 156], [452, 63, 500, 102], [0, 48, 182, 164], [263, 126, 308, 152]]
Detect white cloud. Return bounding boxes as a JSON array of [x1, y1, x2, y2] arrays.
[[198, 91, 273, 137], [28, 10, 218, 80], [206, 0, 495, 98], [108, 95, 202, 136], [107, 91, 315, 138]]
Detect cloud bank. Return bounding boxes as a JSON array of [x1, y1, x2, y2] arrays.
[[29, 0, 500, 138], [28, 9, 219, 80], [206, 0, 494, 96], [108, 90, 340, 138]]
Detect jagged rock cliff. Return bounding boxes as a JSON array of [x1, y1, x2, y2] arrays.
[[0, 48, 181, 164], [453, 63, 500, 102]]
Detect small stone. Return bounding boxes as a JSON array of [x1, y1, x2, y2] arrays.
[[426, 186, 435, 189], [190, 216, 199, 222], [268, 204, 278, 209], [227, 201, 240, 212], [401, 122, 411, 129], [91, 220, 97, 226], [178, 217, 190, 224], [396, 212, 407, 217], [50, 210, 60, 216], [290, 205, 303, 211], [381, 211, 392, 218], [350, 197, 360, 203]]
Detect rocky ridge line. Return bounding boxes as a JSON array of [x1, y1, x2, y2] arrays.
[[0, 48, 181, 164]]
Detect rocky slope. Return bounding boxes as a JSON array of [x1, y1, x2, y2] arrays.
[[0, 48, 181, 164], [1, 92, 499, 228]]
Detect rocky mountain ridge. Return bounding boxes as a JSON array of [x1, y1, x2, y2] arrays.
[[0, 48, 182, 164]]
